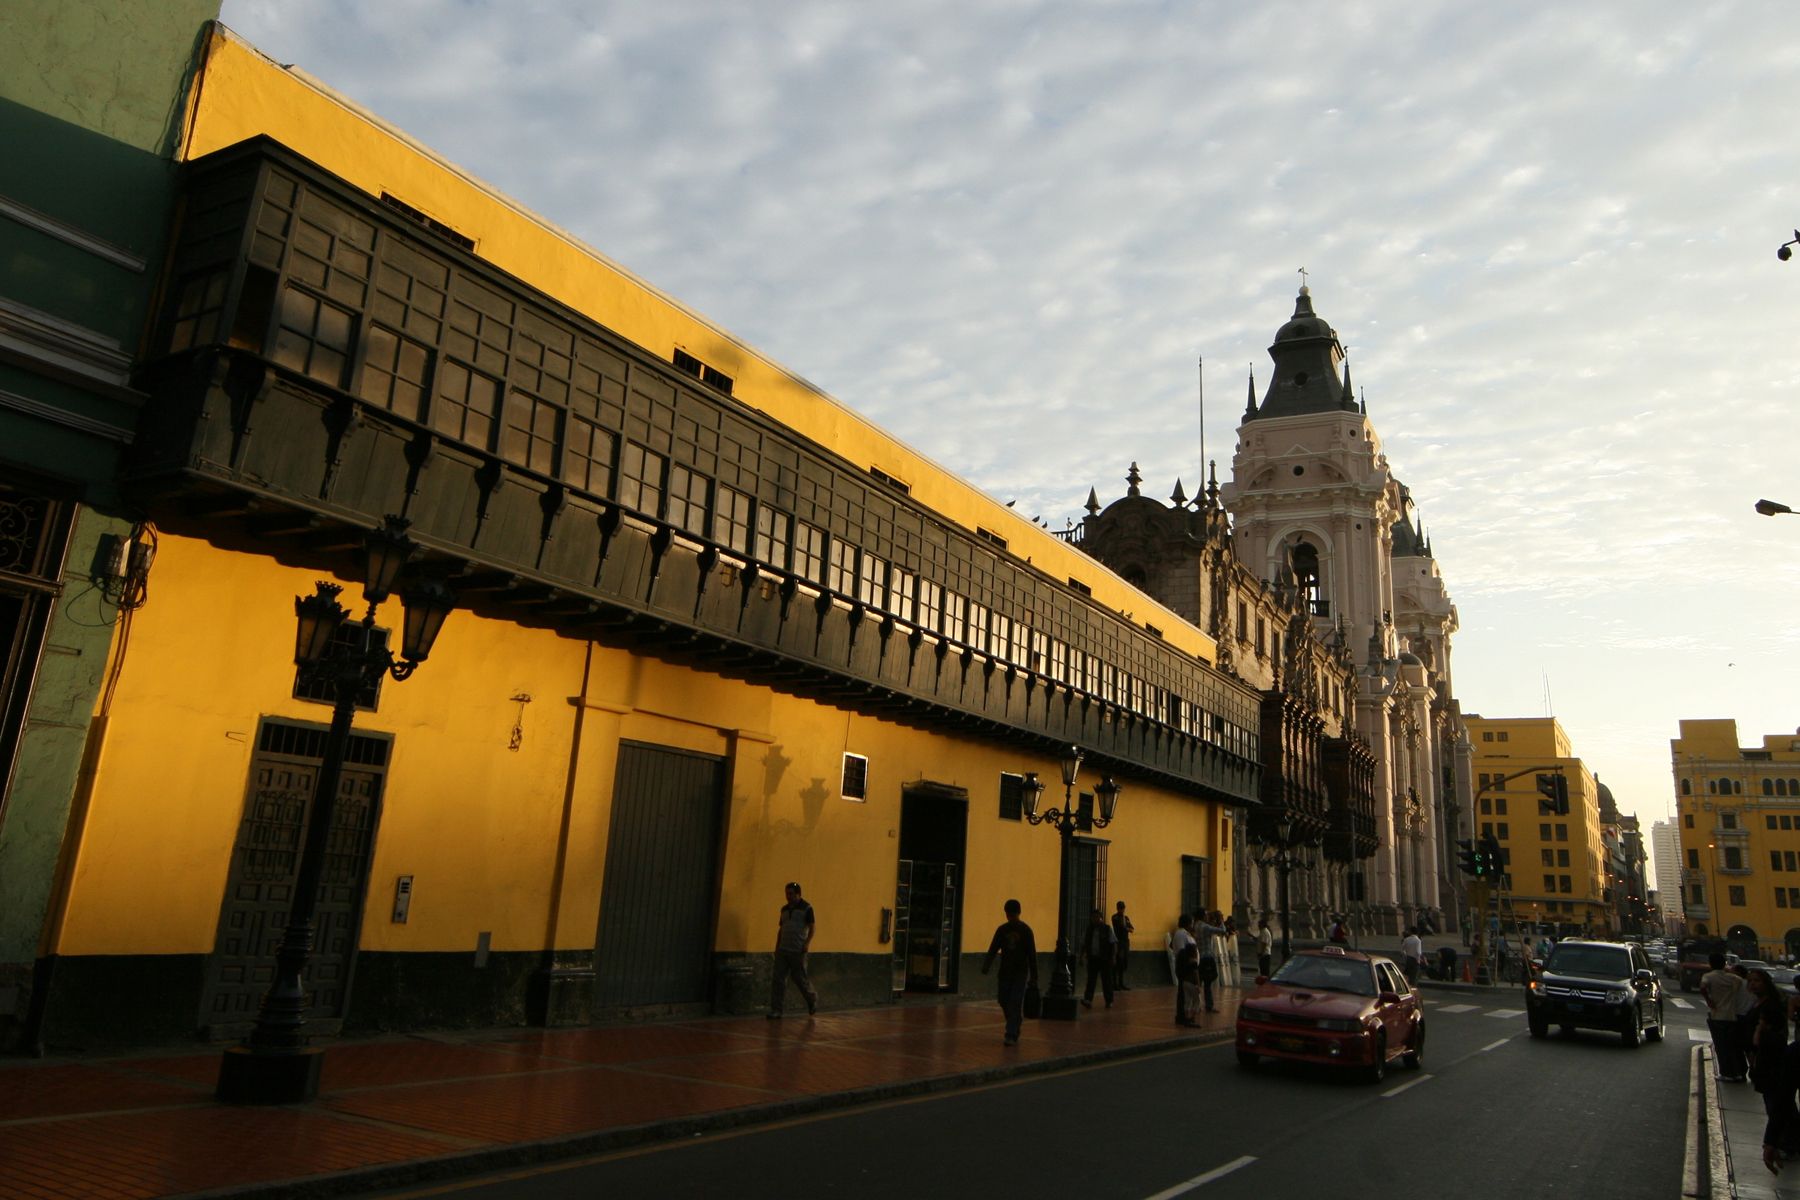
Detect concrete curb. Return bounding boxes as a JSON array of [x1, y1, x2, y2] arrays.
[[178, 1026, 1236, 1199], [1687, 1043, 1735, 1199]]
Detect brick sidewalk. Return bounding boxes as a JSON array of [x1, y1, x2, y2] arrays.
[[0, 985, 1231, 1199]]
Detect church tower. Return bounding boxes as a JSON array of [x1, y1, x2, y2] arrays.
[[1219, 285, 1459, 934]]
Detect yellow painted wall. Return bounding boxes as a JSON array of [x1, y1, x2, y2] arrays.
[[180, 26, 1213, 668], [56, 535, 1228, 963]]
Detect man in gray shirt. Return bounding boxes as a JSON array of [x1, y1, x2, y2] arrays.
[[770, 881, 818, 1018]]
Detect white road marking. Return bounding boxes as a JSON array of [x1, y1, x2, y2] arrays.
[[1485, 1009, 1525, 1018], [1669, 998, 1694, 1010], [1144, 1156, 1259, 1198], [1477, 1039, 1510, 1053], [1436, 1003, 1478, 1013], [1382, 1073, 1433, 1097], [1689, 1028, 1711, 1042]]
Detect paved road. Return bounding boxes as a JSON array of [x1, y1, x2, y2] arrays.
[[357, 990, 1701, 1199]]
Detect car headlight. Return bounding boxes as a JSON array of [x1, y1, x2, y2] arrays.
[[1315, 1017, 1363, 1032], [1606, 989, 1631, 1005]]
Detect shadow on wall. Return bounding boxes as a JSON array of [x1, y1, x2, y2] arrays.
[[753, 743, 829, 833]]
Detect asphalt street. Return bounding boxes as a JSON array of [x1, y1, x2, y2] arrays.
[[355, 990, 1701, 1200]]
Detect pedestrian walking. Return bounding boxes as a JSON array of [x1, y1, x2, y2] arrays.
[[1328, 914, 1350, 945], [1703, 952, 1749, 1081], [1112, 900, 1135, 990], [1255, 914, 1274, 978], [1172, 915, 1199, 1025], [1221, 914, 1241, 987], [1081, 907, 1116, 1008], [1194, 911, 1229, 1013], [1746, 968, 1795, 1173], [769, 881, 818, 1018], [1400, 926, 1424, 984], [982, 899, 1038, 1046]]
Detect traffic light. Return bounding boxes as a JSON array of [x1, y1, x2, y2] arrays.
[[1536, 772, 1571, 816], [1457, 838, 1480, 876], [1537, 774, 1557, 814], [1482, 834, 1505, 880]]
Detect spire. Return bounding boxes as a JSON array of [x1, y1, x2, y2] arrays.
[[1084, 487, 1101, 516], [1206, 459, 1220, 505], [1126, 463, 1142, 497], [1170, 478, 1188, 508], [1359, 387, 1367, 415], [1341, 357, 1357, 411], [1244, 368, 1258, 419]]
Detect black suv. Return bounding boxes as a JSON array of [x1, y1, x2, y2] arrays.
[[1526, 939, 1665, 1046]]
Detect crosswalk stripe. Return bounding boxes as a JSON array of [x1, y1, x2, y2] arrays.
[[1437, 1003, 1477, 1013], [1689, 1028, 1711, 1042], [1485, 1009, 1525, 1018], [1668, 998, 1693, 1010]]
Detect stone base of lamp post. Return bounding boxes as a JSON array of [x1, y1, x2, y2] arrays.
[[216, 1044, 324, 1104]]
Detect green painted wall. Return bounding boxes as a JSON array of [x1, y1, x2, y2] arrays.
[[0, 1, 220, 1050]]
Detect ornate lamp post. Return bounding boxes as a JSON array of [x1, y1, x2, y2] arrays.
[[1251, 816, 1317, 967], [1019, 747, 1121, 1020], [218, 515, 453, 1104], [1755, 498, 1794, 517]]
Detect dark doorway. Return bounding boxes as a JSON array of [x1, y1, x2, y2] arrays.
[[593, 742, 726, 1008], [893, 784, 968, 994], [201, 719, 390, 1038]]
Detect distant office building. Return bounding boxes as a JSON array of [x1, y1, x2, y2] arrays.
[[1651, 819, 1684, 927]]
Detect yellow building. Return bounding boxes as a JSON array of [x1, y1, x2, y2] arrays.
[[1464, 716, 1609, 935], [1671, 719, 1800, 960], [26, 25, 1265, 1049]]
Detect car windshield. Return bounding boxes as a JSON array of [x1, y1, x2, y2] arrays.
[[1545, 946, 1632, 978], [1271, 955, 1377, 996]]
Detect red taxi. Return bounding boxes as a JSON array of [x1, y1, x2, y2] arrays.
[[1234, 946, 1424, 1082]]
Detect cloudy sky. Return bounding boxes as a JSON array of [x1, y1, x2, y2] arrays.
[[221, 1, 1800, 887]]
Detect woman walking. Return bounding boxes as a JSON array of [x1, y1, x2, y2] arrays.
[[1747, 968, 1796, 1174]]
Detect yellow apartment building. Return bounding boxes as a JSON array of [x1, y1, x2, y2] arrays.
[[1671, 719, 1800, 960], [1465, 716, 1608, 935]]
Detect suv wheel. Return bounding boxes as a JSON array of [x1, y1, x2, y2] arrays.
[[1646, 1002, 1665, 1042], [1528, 1014, 1547, 1039], [1622, 1016, 1642, 1048]]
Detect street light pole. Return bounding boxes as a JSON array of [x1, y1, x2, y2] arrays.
[[1251, 817, 1316, 966], [1755, 499, 1794, 517], [217, 516, 452, 1105], [1019, 748, 1121, 1020]]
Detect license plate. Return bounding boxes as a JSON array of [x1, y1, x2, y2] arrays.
[[1273, 1035, 1307, 1052], [1566, 1003, 1584, 1012]]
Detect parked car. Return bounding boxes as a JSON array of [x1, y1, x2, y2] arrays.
[[1527, 939, 1666, 1045], [1235, 946, 1424, 1082], [1768, 965, 1798, 987]]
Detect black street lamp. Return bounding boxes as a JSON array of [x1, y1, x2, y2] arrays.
[[218, 515, 453, 1104], [1019, 747, 1121, 1020], [1251, 816, 1318, 967], [1755, 498, 1794, 517]]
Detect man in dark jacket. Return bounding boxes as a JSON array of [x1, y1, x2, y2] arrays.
[[1081, 907, 1117, 1008], [1112, 900, 1135, 990], [983, 899, 1038, 1045]]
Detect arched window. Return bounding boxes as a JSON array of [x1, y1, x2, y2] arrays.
[[1719, 777, 1734, 795], [1290, 541, 1325, 617], [1681, 779, 1691, 795], [1708, 780, 1717, 794], [1765, 779, 1776, 796], [1780, 780, 1791, 797], [1791, 778, 1800, 794]]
